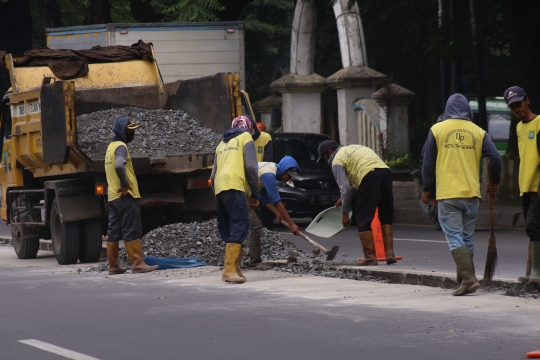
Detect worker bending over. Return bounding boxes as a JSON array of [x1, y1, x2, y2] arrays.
[[247, 156, 301, 270], [422, 94, 501, 296], [105, 116, 159, 275], [211, 116, 260, 283], [317, 140, 396, 266]]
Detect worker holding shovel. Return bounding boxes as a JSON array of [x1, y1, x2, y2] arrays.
[[317, 140, 396, 266], [422, 94, 501, 296]]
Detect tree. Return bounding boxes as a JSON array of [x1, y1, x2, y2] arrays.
[[151, 0, 225, 22]]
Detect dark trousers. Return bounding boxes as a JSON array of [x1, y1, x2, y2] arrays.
[[216, 190, 249, 244], [354, 168, 395, 232], [522, 192, 540, 242], [108, 195, 142, 242]]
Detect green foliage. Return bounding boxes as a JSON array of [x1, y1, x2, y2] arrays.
[[151, 0, 224, 22], [385, 154, 410, 169], [239, 0, 294, 102]]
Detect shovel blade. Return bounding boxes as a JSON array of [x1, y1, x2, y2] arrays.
[[325, 245, 340, 261]]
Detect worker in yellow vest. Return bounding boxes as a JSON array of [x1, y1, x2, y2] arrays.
[[422, 94, 501, 296], [246, 156, 301, 270], [105, 116, 159, 275], [504, 86, 540, 285], [210, 116, 260, 283], [317, 140, 396, 266]]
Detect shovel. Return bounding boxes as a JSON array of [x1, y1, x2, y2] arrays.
[[280, 220, 340, 261]]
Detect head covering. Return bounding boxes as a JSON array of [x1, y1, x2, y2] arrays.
[[112, 116, 132, 142], [504, 86, 527, 106], [232, 115, 253, 135], [256, 122, 266, 131], [243, 114, 260, 139], [317, 140, 339, 163], [276, 156, 300, 178], [443, 94, 473, 121]]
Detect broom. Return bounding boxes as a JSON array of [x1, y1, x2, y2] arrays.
[[483, 165, 497, 288]]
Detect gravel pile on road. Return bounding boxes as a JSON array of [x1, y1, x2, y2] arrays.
[[0, 238, 12, 246], [117, 219, 308, 268], [77, 107, 221, 160]]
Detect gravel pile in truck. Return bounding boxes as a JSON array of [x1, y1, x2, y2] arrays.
[[77, 107, 222, 160], [114, 219, 308, 268]]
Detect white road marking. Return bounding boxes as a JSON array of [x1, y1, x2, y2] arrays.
[[394, 238, 446, 244], [18, 339, 100, 360]]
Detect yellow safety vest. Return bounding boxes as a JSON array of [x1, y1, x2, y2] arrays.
[[105, 141, 141, 202], [332, 145, 388, 188], [254, 132, 272, 162], [431, 119, 485, 200], [213, 132, 254, 195], [517, 115, 540, 195], [257, 162, 277, 190]]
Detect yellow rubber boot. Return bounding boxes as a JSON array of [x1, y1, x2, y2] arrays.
[[107, 242, 127, 275], [125, 239, 159, 273], [222, 243, 246, 283]]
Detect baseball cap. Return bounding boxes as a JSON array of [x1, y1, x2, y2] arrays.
[[504, 86, 527, 106], [286, 167, 299, 177], [317, 140, 339, 163], [126, 119, 141, 130]]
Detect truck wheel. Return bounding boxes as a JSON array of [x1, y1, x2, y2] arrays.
[[79, 218, 102, 263], [50, 198, 80, 265], [11, 224, 39, 259]]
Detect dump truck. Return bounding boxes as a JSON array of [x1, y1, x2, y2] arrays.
[[0, 42, 257, 265]]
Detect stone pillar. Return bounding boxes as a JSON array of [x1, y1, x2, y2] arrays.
[[372, 84, 414, 157], [252, 95, 282, 130], [327, 67, 386, 145]]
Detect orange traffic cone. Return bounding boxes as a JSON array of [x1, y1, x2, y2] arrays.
[[359, 208, 403, 262], [527, 340, 540, 358]]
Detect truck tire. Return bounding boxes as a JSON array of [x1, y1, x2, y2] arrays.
[[50, 198, 80, 265], [11, 224, 39, 259], [79, 218, 102, 263]]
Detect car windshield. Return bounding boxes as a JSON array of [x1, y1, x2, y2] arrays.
[[488, 113, 511, 141], [272, 136, 328, 164]]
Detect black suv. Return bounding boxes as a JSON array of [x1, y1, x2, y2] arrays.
[[271, 133, 341, 219]]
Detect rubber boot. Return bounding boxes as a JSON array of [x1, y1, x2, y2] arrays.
[[124, 239, 159, 273], [354, 231, 378, 266], [222, 243, 246, 283], [248, 231, 273, 270], [106, 242, 127, 275], [236, 244, 246, 280], [456, 252, 473, 287], [451, 246, 480, 296], [528, 241, 540, 285], [518, 240, 532, 283], [381, 224, 397, 265]]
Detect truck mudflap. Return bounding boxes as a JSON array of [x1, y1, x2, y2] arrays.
[[45, 179, 101, 223]]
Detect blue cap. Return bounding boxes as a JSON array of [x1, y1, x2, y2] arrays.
[[504, 86, 527, 106]]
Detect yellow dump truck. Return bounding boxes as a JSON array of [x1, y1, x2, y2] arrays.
[[0, 43, 256, 265]]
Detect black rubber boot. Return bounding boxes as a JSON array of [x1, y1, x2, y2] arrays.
[[451, 246, 480, 296], [528, 242, 540, 285]]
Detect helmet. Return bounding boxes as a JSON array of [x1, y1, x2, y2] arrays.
[[256, 122, 266, 131]]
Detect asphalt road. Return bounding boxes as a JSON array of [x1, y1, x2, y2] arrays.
[[1, 249, 538, 360], [278, 222, 529, 281]]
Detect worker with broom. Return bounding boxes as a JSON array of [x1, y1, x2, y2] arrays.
[[317, 140, 396, 266], [503, 86, 540, 285], [210, 116, 260, 283], [422, 94, 501, 296]]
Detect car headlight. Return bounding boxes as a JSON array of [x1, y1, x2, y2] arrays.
[[286, 180, 294, 188]]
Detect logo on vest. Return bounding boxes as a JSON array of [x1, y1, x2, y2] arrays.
[[443, 129, 477, 149], [455, 133, 465, 142], [258, 146, 263, 153], [529, 130, 535, 140]]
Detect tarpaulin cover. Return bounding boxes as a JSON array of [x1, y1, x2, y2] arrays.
[[143, 256, 207, 270], [0, 40, 154, 80]]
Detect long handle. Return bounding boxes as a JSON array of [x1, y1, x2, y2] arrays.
[[280, 220, 329, 252], [488, 166, 495, 238]]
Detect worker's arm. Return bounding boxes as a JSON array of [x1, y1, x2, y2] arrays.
[[332, 164, 353, 227], [210, 155, 217, 193], [481, 133, 502, 194], [115, 145, 131, 197], [262, 140, 273, 162], [243, 141, 260, 203], [421, 130, 437, 203], [266, 202, 299, 235]]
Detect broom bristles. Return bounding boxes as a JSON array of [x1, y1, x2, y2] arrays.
[[483, 239, 497, 287]]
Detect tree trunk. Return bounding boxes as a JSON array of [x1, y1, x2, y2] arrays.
[[87, 0, 112, 24], [501, 1, 540, 158]]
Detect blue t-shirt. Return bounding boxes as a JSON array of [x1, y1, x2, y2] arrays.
[[260, 172, 281, 206]]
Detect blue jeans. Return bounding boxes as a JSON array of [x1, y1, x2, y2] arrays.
[[437, 198, 479, 253], [216, 190, 249, 244]]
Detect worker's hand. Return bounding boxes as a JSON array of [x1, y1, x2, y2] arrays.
[[342, 213, 351, 228], [288, 222, 300, 236], [276, 214, 283, 224], [421, 191, 431, 204], [250, 198, 260, 209], [335, 198, 342, 207], [117, 185, 132, 197], [487, 183, 498, 195]]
